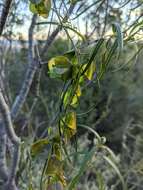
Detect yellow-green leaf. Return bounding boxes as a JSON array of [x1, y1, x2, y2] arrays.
[[71, 85, 81, 107], [63, 85, 81, 108], [64, 127, 76, 141], [30, 3, 37, 13], [30, 0, 51, 18], [53, 143, 62, 161], [45, 156, 67, 187], [84, 62, 96, 80], [46, 156, 63, 175], [60, 111, 77, 141], [65, 111, 76, 130], [31, 138, 49, 157], [48, 56, 72, 80], [28, 183, 34, 190], [48, 56, 70, 69]]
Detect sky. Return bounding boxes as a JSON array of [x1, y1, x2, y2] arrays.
[[7, 0, 143, 40], [12, 1, 86, 40]]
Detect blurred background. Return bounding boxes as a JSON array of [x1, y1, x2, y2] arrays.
[[0, 0, 143, 189]]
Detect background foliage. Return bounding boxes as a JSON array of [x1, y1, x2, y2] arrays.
[[0, 0, 143, 189]]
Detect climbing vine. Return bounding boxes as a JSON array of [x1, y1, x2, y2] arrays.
[[29, 0, 125, 189]]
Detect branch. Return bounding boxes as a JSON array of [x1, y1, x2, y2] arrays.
[[0, 3, 76, 189], [0, 10, 37, 190], [11, 3, 76, 119], [0, 0, 13, 36], [41, 3, 76, 56], [0, 92, 20, 145], [0, 91, 20, 190], [11, 58, 38, 120], [28, 14, 37, 62], [41, 27, 60, 56], [11, 14, 38, 120], [0, 63, 9, 183], [0, 122, 8, 182]]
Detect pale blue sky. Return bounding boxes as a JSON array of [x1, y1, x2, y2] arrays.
[[13, 0, 141, 40]]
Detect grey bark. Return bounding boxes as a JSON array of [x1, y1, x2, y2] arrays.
[[0, 2, 76, 190]]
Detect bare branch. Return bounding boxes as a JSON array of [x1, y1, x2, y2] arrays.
[[0, 0, 13, 36], [41, 27, 60, 56], [0, 122, 8, 182], [28, 14, 37, 61], [11, 14, 38, 120], [0, 92, 20, 145], [11, 59, 38, 120], [0, 91, 20, 190], [41, 3, 76, 56]]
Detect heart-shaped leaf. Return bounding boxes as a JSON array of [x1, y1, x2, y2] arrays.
[[48, 56, 72, 80], [30, 0, 51, 18]]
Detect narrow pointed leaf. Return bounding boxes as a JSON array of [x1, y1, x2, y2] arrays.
[[112, 22, 123, 54], [103, 156, 127, 190], [68, 147, 96, 190]]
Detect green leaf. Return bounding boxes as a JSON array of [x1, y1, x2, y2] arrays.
[[83, 61, 96, 80], [96, 171, 106, 190], [78, 124, 101, 142], [28, 183, 34, 190], [45, 156, 67, 187], [31, 138, 49, 157], [48, 56, 70, 69], [53, 142, 62, 161], [30, 3, 37, 13], [101, 145, 117, 161], [103, 156, 127, 190], [63, 85, 81, 108], [45, 156, 63, 175], [48, 56, 72, 80], [98, 39, 118, 79], [29, 0, 51, 18], [64, 50, 76, 59], [127, 20, 143, 41], [129, 20, 143, 36], [81, 38, 104, 76], [64, 50, 78, 65], [65, 111, 77, 131], [71, 85, 81, 107], [68, 147, 96, 190], [112, 22, 123, 55], [60, 111, 77, 141]]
